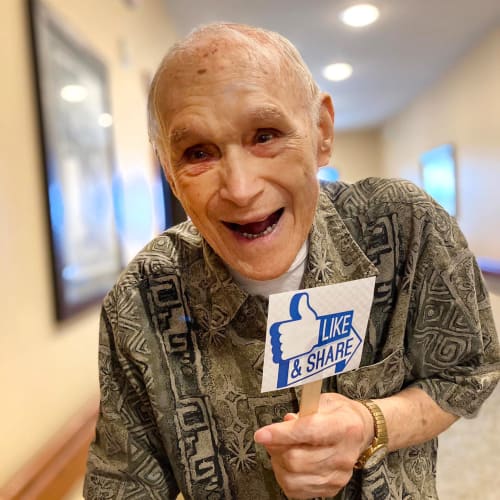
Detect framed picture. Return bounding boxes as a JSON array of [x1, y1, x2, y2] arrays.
[[420, 143, 458, 217], [28, 1, 122, 320]]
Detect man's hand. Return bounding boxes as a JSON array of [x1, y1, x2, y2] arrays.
[[254, 393, 374, 499]]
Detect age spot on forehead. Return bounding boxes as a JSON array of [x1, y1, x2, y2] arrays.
[[201, 46, 218, 58], [197, 68, 207, 74]]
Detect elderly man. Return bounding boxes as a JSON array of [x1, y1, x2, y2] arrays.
[[84, 23, 499, 499]]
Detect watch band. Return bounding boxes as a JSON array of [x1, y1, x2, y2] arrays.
[[354, 399, 388, 469]]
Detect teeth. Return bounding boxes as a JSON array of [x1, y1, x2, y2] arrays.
[[240, 222, 277, 240]]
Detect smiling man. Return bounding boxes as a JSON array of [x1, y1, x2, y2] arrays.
[[149, 25, 331, 282], [84, 24, 499, 500]]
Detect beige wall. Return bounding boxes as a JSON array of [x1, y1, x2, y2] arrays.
[[330, 128, 382, 182], [0, 0, 176, 484], [380, 27, 500, 262], [380, 26, 500, 329]]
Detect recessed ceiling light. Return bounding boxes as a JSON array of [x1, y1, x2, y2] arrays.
[[340, 3, 380, 27], [60, 84, 88, 103], [322, 63, 353, 82], [98, 113, 113, 128]]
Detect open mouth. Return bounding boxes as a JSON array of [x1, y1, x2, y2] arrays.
[[223, 208, 284, 240]]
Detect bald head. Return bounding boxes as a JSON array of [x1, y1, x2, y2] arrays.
[[147, 23, 321, 158]]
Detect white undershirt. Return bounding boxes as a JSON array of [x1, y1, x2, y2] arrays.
[[228, 240, 308, 297]]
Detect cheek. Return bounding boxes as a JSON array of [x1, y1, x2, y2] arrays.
[[295, 161, 320, 189], [174, 178, 214, 220], [296, 175, 320, 216]]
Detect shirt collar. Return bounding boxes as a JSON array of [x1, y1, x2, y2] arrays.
[[302, 189, 379, 289]]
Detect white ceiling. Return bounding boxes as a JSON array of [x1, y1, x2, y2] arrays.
[[162, 0, 500, 130]]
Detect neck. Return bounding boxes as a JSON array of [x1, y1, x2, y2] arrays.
[[228, 240, 308, 297]]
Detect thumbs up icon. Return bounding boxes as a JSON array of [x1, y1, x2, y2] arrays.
[[264, 280, 371, 392], [270, 292, 320, 362]]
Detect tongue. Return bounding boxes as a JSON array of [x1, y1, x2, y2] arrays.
[[238, 217, 273, 235], [228, 208, 283, 235]]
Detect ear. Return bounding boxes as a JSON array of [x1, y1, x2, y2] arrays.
[[315, 93, 335, 167]]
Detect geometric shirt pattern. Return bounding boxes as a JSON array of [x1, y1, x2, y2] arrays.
[[84, 178, 500, 499]]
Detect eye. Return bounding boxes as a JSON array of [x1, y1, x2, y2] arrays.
[[255, 129, 279, 144], [184, 146, 211, 163]]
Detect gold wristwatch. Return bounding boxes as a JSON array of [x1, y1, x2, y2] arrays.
[[354, 399, 388, 469]]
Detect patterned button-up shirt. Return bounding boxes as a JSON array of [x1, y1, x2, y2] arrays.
[[84, 178, 499, 499]]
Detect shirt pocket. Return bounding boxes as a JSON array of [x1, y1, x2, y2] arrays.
[[337, 349, 405, 399]]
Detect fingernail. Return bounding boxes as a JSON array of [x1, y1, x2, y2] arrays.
[[254, 428, 272, 444]]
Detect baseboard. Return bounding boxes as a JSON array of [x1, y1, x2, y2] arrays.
[[0, 397, 99, 500]]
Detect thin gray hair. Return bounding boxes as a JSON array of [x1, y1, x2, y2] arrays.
[[147, 22, 321, 158]]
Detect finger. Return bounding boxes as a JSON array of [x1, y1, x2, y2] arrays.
[[272, 445, 336, 474], [271, 460, 349, 499], [254, 414, 338, 447], [263, 440, 358, 473], [318, 392, 349, 411], [254, 418, 310, 446]]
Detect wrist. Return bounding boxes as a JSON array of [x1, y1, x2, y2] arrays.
[[356, 400, 375, 452], [354, 399, 388, 469]]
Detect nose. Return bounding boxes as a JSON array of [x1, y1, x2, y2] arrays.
[[219, 147, 264, 206]]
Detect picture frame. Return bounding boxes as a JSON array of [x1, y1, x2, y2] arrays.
[[28, 0, 122, 320], [419, 143, 458, 217]]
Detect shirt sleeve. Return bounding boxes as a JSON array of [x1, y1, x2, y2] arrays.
[[84, 288, 179, 499], [406, 199, 500, 418]]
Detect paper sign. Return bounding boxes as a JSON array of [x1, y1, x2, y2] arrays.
[[261, 276, 376, 392]]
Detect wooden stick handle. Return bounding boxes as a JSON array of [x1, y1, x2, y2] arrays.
[[299, 379, 323, 417]]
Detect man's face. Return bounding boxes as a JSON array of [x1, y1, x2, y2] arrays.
[[156, 43, 333, 280]]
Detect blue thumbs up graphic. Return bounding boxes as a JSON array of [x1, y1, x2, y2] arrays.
[[270, 293, 319, 362], [270, 292, 357, 388]]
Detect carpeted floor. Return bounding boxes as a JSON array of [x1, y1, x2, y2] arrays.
[[437, 381, 500, 499]]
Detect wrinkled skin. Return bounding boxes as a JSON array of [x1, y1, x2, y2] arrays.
[[254, 393, 373, 498], [154, 37, 334, 280]]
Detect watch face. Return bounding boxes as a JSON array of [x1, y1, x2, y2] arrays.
[[364, 446, 388, 469]]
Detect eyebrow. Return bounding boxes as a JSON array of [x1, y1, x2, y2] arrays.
[[247, 105, 286, 122], [169, 127, 190, 147], [168, 105, 288, 147]]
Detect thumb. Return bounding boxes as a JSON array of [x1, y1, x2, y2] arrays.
[[294, 293, 317, 321], [254, 417, 305, 446]]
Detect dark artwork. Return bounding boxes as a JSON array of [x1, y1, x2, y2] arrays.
[[29, 0, 122, 320]]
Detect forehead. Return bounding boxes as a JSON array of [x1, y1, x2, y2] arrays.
[[170, 32, 276, 77], [153, 36, 308, 130]]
